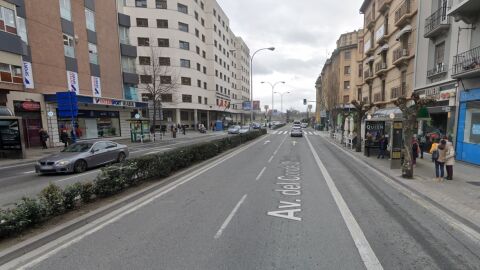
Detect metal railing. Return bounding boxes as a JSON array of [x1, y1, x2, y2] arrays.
[[425, 6, 450, 35], [453, 45, 480, 76], [427, 62, 447, 77], [375, 62, 387, 73], [394, 0, 414, 24], [393, 47, 409, 62], [390, 83, 407, 99], [364, 69, 373, 79]]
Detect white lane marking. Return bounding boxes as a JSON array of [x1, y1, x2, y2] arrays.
[[272, 131, 278, 134], [146, 148, 172, 155], [4, 136, 266, 270], [130, 133, 226, 154], [214, 194, 248, 239], [23, 171, 36, 174], [273, 134, 288, 156], [0, 163, 35, 170], [305, 135, 383, 270], [268, 156, 274, 163], [255, 167, 267, 181], [264, 140, 271, 145], [322, 136, 480, 246], [292, 141, 297, 146], [285, 131, 289, 135], [55, 170, 100, 183], [308, 131, 314, 135]]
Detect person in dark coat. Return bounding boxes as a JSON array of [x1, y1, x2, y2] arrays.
[[39, 128, 49, 149], [377, 135, 387, 159], [412, 136, 420, 166], [60, 130, 69, 148]]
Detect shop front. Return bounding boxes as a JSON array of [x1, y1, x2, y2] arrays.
[[13, 100, 42, 147], [456, 88, 480, 165]]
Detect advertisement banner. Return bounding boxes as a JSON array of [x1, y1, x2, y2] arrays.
[[67, 71, 79, 94], [22, 61, 34, 89], [243, 101, 251, 111], [253, 100, 260, 111], [91, 76, 102, 97]]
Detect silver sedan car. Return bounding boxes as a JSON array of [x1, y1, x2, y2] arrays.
[[35, 141, 129, 174]]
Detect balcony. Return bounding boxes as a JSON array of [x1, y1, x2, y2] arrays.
[[427, 63, 448, 79], [375, 61, 388, 76], [424, 7, 451, 38], [390, 84, 407, 99], [394, 0, 416, 27], [365, 10, 375, 29], [452, 45, 480, 79], [393, 47, 410, 66], [375, 24, 389, 45], [364, 69, 375, 83], [378, 0, 393, 13], [448, 0, 480, 24]]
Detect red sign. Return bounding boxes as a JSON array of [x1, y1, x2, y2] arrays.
[[14, 101, 41, 112]]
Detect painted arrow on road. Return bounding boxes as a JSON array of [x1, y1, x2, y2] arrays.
[[292, 141, 297, 146]]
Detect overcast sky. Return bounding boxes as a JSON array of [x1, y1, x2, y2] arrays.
[[218, 0, 363, 112]]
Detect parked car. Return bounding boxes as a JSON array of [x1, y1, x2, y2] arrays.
[[35, 141, 129, 174], [228, 125, 241, 134], [251, 122, 262, 129], [239, 126, 251, 134], [301, 123, 308, 128], [290, 126, 303, 137]]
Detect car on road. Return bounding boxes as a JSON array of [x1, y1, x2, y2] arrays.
[[290, 126, 303, 137], [301, 123, 308, 128], [35, 141, 129, 174], [251, 122, 262, 129], [228, 125, 241, 134], [239, 125, 251, 134], [293, 121, 302, 128]]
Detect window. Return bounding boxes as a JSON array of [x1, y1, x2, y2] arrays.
[[17, 17, 28, 43], [202, 51, 206, 58], [203, 66, 206, 74], [180, 59, 190, 68], [137, 37, 150, 46], [161, 94, 172, 102], [182, 94, 192, 103], [59, 0, 71, 21], [159, 57, 170, 66], [179, 41, 189, 50], [178, 3, 188, 14], [463, 101, 480, 144], [160, 76, 171, 84], [158, 38, 169, 47], [85, 8, 95, 31], [198, 96, 202, 104], [121, 56, 136, 73], [0, 63, 22, 84], [157, 19, 168, 28], [434, 42, 445, 65], [63, 33, 75, 58], [358, 64, 363, 77], [202, 35, 205, 42], [136, 18, 148, 27], [203, 82, 207, 89], [88, 43, 98, 64], [196, 46, 200, 54], [119, 26, 130, 44], [344, 66, 351, 75], [1, 7, 16, 33], [200, 2, 204, 10], [195, 28, 199, 37], [194, 11, 199, 20], [179, 22, 189, 32], [156, 0, 167, 9], [181, 77, 191, 85], [357, 88, 362, 101], [196, 63, 201, 71], [139, 56, 151, 65], [204, 97, 208, 104], [135, 0, 147, 8], [197, 79, 201, 87], [344, 81, 350, 89], [344, 50, 351, 60], [140, 75, 152, 84], [201, 18, 205, 26]]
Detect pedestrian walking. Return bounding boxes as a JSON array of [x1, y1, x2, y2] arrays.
[[419, 134, 426, 159], [210, 121, 214, 131], [445, 139, 455, 180], [432, 139, 447, 182], [377, 135, 387, 159], [412, 136, 420, 166], [39, 128, 49, 149], [60, 130, 69, 148], [182, 124, 186, 135], [365, 132, 373, 157], [172, 126, 177, 138]]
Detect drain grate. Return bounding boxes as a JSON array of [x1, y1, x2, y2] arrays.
[[467, 182, 480, 187]]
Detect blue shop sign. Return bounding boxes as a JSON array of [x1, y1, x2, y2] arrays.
[[460, 88, 480, 102], [57, 109, 120, 119]]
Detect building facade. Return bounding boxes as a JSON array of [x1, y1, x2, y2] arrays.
[[359, 0, 418, 108], [123, 0, 250, 129]]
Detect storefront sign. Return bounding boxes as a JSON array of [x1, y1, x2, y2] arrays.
[[94, 97, 136, 107], [13, 101, 40, 112], [365, 121, 385, 136], [22, 61, 34, 89], [94, 97, 113, 105], [91, 76, 102, 97], [423, 87, 456, 101], [472, 124, 480, 135], [67, 71, 79, 94]]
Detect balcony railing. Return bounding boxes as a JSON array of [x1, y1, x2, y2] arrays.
[[375, 61, 387, 73], [390, 83, 407, 99], [395, 0, 415, 26], [427, 62, 448, 78], [393, 47, 410, 64], [424, 6, 451, 38], [452, 45, 480, 78], [364, 70, 372, 79]]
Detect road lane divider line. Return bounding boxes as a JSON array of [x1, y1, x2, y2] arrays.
[[268, 156, 274, 163], [55, 170, 99, 183], [23, 171, 35, 174], [1, 135, 267, 270], [255, 167, 267, 181], [272, 134, 288, 156], [321, 136, 480, 246], [214, 194, 247, 239], [305, 135, 383, 270]]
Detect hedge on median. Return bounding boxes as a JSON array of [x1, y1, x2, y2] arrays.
[[0, 130, 266, 239]]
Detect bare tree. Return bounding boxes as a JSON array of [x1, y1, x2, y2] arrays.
[[351, 100, 373, 152], [393, 93, 435, 178], [138, 46, 180, 141]]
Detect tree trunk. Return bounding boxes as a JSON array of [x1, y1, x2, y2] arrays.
[[402, 113, 416, 178], [354, 115, 362, 152], [152, 99, 157, 142]]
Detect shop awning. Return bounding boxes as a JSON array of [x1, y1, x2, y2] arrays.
[[417, 106, 430, 118], [395, 25, 412, 41], [370, 107, 404, 121], [377, 44, 389, 55]]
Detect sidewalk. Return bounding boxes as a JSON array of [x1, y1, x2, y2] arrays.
[[321, 131, 480, 227], [0, 130, 224, 167]]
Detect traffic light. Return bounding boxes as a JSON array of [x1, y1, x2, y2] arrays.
[[303, 99, 307, 105]]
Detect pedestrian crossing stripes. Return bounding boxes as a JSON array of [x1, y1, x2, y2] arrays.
[[270, 130, 322, 136]]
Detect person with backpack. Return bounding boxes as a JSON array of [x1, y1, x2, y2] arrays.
[[431, 139, 447, 182], [39, 128, 49, 149]]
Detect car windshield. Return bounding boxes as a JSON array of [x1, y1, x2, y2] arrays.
[[61, 143, 93, 153], [242, 126, 250, 129]]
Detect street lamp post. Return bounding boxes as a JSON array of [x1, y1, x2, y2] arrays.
[[250, 47, 275, 124], [261, 81, 285, 122], [274, 91, 290, 120]]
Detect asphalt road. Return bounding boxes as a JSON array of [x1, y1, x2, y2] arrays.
[[0, 132, 228, 208], [4, 126, 480, 269]]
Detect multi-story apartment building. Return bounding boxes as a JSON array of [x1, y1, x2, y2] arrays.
[[359, 0, 418, 107], [123, 0, 250, 129], [446, 0, 480, 165], [2, 0, 144, 148], [319, 30, 362, 129]]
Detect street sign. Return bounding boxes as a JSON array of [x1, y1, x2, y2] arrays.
[[135, 113, 141, 119], [47, 111, 54, 117], [56, 91, 78, 118]]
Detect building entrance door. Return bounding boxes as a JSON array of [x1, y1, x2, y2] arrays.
[[85, 118, 98, 139]]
